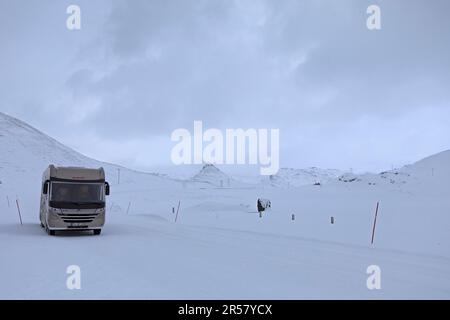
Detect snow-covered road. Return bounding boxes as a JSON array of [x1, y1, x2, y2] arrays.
[[1, 213, 449, 299]]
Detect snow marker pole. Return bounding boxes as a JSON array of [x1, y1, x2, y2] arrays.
[[371, 202, 379, 245], [175, 201, 181, 223], [16, 199, 23, 225], [6, 195, 10, 208], [126, 202, 131, 215]]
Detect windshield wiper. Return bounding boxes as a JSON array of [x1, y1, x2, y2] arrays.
[[50, 201, 104, 208], [67, 201, 103, 205], [65, 201, 86, 206]]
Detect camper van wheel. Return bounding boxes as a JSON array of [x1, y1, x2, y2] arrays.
[[93, 229, 101, 235]]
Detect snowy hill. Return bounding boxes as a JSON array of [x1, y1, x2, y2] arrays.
[[0, 111, 177, 203], [263, 167, 345, 188], [189, 163, 247, 188], [336, 150, 450, 190], [402, 150, 450, 179], [0, 112, 97, 199], [337, 171, 413, 187], [0, 112, 98, 171], [192, 163, 231, 185]]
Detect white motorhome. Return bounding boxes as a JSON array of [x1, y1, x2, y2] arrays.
[[40, 165, 110, 235]]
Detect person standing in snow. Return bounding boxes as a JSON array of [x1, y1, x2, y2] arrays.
[[257, 198, 265, 217]]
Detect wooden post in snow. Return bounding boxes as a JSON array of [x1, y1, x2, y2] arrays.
[[175, 201, 181, 223], [6, 195, 10, 208], [371, 202, 380, 245], [126, 202, 131, 215], [16, 199, 23, 225]]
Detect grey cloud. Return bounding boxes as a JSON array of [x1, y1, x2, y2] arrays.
[[1, 0, 450, 171]]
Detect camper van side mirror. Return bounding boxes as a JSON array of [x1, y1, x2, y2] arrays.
[[43, 180, 49, 195], [105, 182, 110, 196]]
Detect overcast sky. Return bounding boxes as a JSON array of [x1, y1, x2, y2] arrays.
[[1, 0, 450, 174]]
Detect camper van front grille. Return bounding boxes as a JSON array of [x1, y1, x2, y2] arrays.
[[57, 212, 99, 224]]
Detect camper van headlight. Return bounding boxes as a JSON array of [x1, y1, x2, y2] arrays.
[[48, 207, 60, 215]]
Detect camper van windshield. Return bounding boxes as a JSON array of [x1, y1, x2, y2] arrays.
[[50, 182, 105, 206]]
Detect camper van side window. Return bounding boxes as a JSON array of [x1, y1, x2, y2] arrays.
[[43, 181, 49, 194]]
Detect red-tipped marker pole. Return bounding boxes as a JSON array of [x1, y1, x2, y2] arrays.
[[16, 199, 23, 225], [175, 201, 181, 223], [371, 202, 379, 245]]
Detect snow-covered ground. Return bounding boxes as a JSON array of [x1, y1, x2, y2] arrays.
[[0, 112, 449, 299]]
